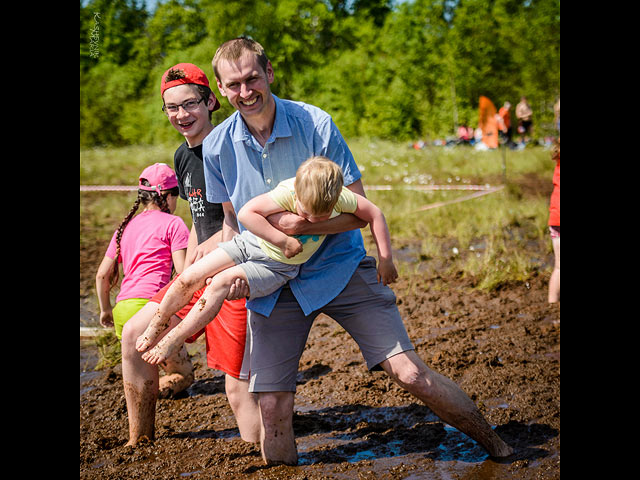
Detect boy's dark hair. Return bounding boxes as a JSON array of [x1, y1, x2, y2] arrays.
[[162, 68, 215, 121]]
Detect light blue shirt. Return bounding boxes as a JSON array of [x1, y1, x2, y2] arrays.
[[203, 95, 365, 316]]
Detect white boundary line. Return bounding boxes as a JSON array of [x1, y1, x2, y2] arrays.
[[414, 185, 504, 212], [80, 185, 138, 191], [80, 184, 499, 192]]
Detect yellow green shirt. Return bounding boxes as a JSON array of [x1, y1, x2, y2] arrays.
[[260, 178, 358, 264]]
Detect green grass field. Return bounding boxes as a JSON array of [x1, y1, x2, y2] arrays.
[[80, 139, 555, 293]]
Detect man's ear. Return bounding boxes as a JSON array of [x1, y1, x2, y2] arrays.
[[265, 60, 274, 84], [216, 79, 227, 97]]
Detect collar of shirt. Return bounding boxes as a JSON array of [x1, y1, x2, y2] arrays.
[[230, 95, 292, 152]]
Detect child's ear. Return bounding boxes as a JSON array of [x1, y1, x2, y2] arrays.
[[207, 93, 217, 111]]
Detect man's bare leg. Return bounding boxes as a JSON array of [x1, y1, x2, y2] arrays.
[[258, 391, 298, 465], [225, 375, 260, 443], [381, 350, 514, 457]]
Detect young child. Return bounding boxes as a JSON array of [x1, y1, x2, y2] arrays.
[[136, 156, 398, 365], [95, 162, 190, 339]]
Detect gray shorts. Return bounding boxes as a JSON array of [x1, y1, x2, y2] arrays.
[[218, 230, 300, 299], [248, 256, 415, 392]]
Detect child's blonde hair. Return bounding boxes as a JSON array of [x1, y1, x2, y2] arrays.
[[295, 156, 344, 215]]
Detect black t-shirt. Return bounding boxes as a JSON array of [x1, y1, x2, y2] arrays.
[[174, 142, 224, 244]]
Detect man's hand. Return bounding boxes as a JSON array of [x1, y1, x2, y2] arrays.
[[205, 276, 250, 300]]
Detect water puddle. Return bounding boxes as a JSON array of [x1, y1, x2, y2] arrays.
[[294, 404, 491, 466], [81, 340, 102, 395]]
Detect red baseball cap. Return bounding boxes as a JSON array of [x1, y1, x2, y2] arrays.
[[161, 63, 220, 111], [139, 163, 179, 194]]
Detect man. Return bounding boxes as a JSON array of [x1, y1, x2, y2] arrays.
[[203, 38, 514, 464], [120, 63, 260, 446]]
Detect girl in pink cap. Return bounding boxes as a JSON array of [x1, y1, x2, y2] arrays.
[[95, 163, 191, 394]]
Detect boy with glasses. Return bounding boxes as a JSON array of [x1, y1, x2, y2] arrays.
[[120, 63, 260, 447]]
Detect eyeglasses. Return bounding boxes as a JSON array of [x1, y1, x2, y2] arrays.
[[162, 97, 206, 115]]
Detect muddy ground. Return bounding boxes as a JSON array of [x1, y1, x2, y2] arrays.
[[80, 243, 559, 479]]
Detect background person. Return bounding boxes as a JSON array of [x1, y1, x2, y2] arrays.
[[515, 96, 533, 144], [548, 137, 560, 302]]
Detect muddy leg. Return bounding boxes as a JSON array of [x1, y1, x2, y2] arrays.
[[381, 350, 514, 457], [158, 344, 194, 399], [258, 391, 298, 465], [143, 268, 246, 365], [121, 303, 162, 445], [123, 378, 157, 446]]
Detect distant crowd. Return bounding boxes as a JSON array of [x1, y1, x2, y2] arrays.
[[412, 95, 560, 151]]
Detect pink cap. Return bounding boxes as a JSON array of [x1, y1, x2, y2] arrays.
[[138, 163, 178, 194]]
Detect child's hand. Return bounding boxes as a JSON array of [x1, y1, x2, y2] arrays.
[[100, 310, 114, 328], [377, 258, 398, 285], [282, 236, 303, 258]]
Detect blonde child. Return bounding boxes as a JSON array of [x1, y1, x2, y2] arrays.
[[136, 156, 397, 365]]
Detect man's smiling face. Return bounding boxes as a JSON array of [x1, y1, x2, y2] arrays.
[[215, 52, 275, 121]]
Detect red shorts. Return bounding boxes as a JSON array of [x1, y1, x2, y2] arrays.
[[150, 276, 249, 379]]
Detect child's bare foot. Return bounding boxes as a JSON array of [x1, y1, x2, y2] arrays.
[[159, 371, 194, 398], [142, 335, 180, 365], [135, 311, 169, 352]]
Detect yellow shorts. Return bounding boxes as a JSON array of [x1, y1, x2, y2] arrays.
[[113, 298, 149, 339]]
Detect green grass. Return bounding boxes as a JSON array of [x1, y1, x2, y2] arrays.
[[80, 139, 555, 292]]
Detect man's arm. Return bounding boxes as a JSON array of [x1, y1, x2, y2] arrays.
[[238, 193, 303, 259], [200, 202, 249, 300], [221, 201, 240, 241], [185, 224, 222, 268], [266, 179, 368, 236], [183, 225, 199, 269]]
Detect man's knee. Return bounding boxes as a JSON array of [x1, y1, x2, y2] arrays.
[[259, 392, 294, 423], [383, 350, 432, 390]]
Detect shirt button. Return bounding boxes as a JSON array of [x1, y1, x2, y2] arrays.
[[262, 153, 267, 158], [266, 178, 272, 184]]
